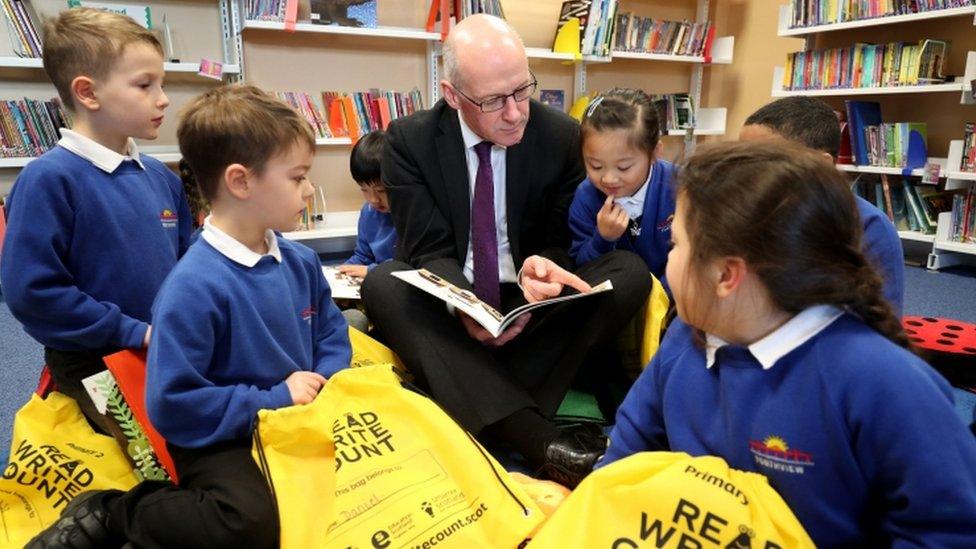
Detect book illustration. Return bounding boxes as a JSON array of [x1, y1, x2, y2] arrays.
[[322, 265, 362, 300], [539, 89, 565, 112], [392, 268, 613, 338], [82, 370, 171, 482], [309, 0, 376, 28]]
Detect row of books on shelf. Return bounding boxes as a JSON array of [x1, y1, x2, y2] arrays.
[[612, 15, 716, 58], [962, 122, 976, 172], [554, 0, 619, 57], [861, 122, 927, 168], [0, 97, 71, 159], [783, 39, 948, 91], [274, 88, 424, 141], [246, 0, 379, 27], [453, 0, 504, 19], [853, 174, 952, 234], [788, 0, 973, 29], [1, 0, 42, 58], [949, 190, 976, 243], [651, 93, 695, 132]]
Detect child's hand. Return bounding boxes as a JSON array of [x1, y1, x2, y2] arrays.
[[337, 264, 368, 279], [597, 195, 628, 241], [286, 371, 327, 405]]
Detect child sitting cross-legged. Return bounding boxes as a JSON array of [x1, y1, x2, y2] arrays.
[[27, 85, 352, 549]]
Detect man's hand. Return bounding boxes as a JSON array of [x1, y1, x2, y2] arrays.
[[286, 371, 327, 405], [597, 194, 628, 241], [457, 310, 531, 348], [143, 325, 152, 348], [520, 256, 592, 303], [337, 264, 368, 278]]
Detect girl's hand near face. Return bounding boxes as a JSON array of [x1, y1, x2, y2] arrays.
[[597, 194, 629, 241]]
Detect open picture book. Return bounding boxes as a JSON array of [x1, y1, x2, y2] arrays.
[[322, 265, 362, 300], [391, 268, 613, 338]]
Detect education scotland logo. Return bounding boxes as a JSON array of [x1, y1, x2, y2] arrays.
[[749, 436, 815, 475], [160, 209, 178, 229]]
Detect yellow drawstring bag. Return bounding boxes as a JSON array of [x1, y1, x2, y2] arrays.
[[618, 274, 672, 374], [253, 364, 543, 549], [527, 452, 814, 548], [0, 392, 140, 546]]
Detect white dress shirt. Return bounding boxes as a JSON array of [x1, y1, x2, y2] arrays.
[[613, 165, 653, 220]]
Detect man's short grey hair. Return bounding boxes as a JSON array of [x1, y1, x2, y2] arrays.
[[442, 16, 524, 89]]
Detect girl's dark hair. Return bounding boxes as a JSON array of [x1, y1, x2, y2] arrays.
[[349, 130, 386, 185], [178, 159, 208, 229], [677, 140, 909, 348], [580, 88, 660, 155]]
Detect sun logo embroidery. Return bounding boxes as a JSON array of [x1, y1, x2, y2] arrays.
[[300, 306, 317, 324], [749, 435, 815, 475], [159, 209, 178, 229]]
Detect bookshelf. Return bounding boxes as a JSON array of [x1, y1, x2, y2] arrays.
[[773, 2, 976, 270], [0, 0, 243, 195], [282, 210, 360, 253]]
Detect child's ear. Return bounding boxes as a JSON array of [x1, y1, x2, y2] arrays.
[[714, 256, 747, 298], [224, 163, 250, 200], [70, 76, 99, 112]]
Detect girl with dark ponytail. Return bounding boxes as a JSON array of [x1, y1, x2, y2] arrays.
[[600, 140, 976, 545], [568, 88, 677, 286]]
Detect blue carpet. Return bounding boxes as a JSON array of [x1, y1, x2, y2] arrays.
[[2, 264, 975, 463]]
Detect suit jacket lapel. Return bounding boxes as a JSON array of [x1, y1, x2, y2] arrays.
[[506, 122, 532, 264], [436, 107, 472, 260]]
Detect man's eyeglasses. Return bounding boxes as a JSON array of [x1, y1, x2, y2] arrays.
[[453, 75, 538, 113]]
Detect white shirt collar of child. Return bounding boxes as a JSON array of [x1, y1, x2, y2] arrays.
[[58, 129, 145, 172], [613, 166, 653, 220], [704, 304, 844, 370], [201, 215, 282, 266]]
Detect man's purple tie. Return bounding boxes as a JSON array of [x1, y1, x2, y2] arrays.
[[472, 141, 501, 310]]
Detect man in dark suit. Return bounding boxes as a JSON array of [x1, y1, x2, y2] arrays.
[[362, 14, 650, 487]]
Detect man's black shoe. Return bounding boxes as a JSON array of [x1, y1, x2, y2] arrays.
[[539, 422, 608, 488], [26, 490, 123, 549]]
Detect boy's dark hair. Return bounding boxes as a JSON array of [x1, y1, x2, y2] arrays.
[[580, 88, 660, 156], [350, 130, 385, 185], [676, 140, 908, 348], [177, 85, 316, 201], [42, 8, 163, 109], [744, 97, 841, 158]]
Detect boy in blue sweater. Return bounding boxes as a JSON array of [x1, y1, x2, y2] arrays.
[[0, 8, 192, 434], [28, 86, 352, 548], [338, 130, 396, 279], [569, 88, 677, 288], [601, 141, 976, 545], [740, 96, 905, 316]]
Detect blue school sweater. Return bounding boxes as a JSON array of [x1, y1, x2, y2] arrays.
[[344, 203, 396, 269], [856, 195, 905, 316], [602, 314, 976, 546], [0, 147, 192, 350], [146, 236, 351, 448], [568, 159, 677, 284]]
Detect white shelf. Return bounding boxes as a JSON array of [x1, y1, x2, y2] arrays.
[[0, 147, 181, 168], [946, 139, 976, 190], [898, 231, 936, 244], [282, 210, 360, 253], [316, 137, 352, 146], [664, 107, 726, 136], [777, 4, 976, 37], [934, 239, 976, 255], [0, 56, 240, 75], [611, 36, 734, 65], [242, 20, 440, 41], [948, 171, 976, 181], [836, 156, 948, 178]]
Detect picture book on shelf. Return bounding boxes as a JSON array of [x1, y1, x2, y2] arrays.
[[322, 265, 362, 300], [391, 268, 613, 338], [540, 89, 565, 112], [310, 0, 377, 28]]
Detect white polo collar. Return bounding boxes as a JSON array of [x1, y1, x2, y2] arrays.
[[705, 305, 844, 369], [58, 129, 145, 173], [613, 166, 653, 220], [201, 215, 281, 267]]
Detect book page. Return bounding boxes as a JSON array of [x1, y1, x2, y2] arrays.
[[322, 266, 362, 300], [391, 269, 613, 337]]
